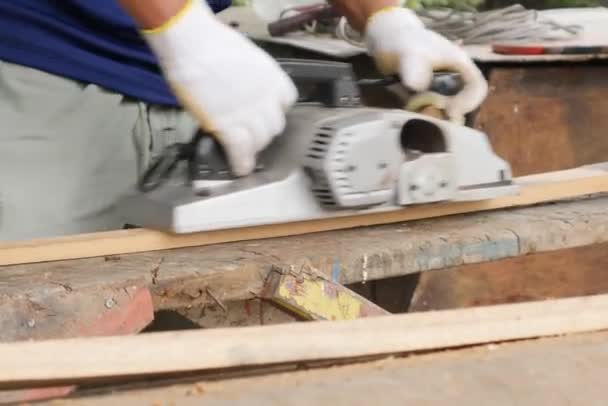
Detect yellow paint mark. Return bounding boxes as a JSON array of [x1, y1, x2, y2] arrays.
[[277, 279, 363, 321]]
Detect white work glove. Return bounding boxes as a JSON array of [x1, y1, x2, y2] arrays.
[[142, 0, 298, 176], [364, 6, 488, 122]]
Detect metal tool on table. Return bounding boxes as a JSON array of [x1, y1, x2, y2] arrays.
[[118, 59, 518, 234], [357, 72, 464, 97], [267, 3, 339, 37], [492, 43, 608, 56], [264, 3, 583, 47]]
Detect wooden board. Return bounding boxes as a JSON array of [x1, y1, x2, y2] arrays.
[[0, 285, 153, 343], [262, 266, 390, 320], [51, 331, 608, 406], [2, 293, 608, 388], [0, 286, 154, 404], [2, 163, 608, 267], [2, 196, 608, 319]]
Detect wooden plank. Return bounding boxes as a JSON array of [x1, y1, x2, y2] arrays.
[[0, 286, 154, 404], [0, 285, 154, 343], [2, 163, 608, 267], [2, 196, 608, 315], [262, 265, 390, 320], [2, 293, 608, 388], [51, 331, 608, 406]]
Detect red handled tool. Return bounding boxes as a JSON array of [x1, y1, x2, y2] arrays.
[[493, 43, 608, 55]]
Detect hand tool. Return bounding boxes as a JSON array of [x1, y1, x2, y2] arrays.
[[268, 3, 338, 37], [265, 3, 581, 47], [492, 43, 608, 55], [357, 72, 464, 97], [118, 59, 517, 234]]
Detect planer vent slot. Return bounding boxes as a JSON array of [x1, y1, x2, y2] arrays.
[[304, 125, 340, 208]]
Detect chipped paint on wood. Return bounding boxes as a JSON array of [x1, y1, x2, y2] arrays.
[[265, 266, 389, 321], [412, 237, 521, 272]]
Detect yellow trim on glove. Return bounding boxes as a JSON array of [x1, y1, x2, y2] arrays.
[[141, 0, 195, 35]]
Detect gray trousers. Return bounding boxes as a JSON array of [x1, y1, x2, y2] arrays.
[[0, 61, 198, 241]]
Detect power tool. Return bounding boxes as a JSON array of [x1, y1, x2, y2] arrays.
[[118, 59, 517, 234]]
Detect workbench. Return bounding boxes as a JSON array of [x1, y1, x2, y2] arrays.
[[2, 194, 607, 339], [3, 7, 608, 403]]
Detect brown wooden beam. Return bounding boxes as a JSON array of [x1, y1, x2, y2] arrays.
[[2, 294, 608, 389], [474, 65, 608, 177], [409, 242, 608, 312]]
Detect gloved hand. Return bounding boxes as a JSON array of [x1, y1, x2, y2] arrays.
[[364, 6, 488, 123], [142, 0, 298, 176]]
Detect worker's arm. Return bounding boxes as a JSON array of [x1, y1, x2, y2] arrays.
[[327, 0, 398, 32], [328, 0, 488, 122], [116, 0, 187, 30], [117, 0, 297, 177]]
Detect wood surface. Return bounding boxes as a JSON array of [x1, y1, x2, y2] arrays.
[[410, 242, 608, 312], [0, 286, 154, 404], [2, 196, 608, 317], [0, 285, 153, 343], [474, 66, 608, 177], [2, 293, 608, 388], [263, 266, 390, 320], [2, 163, 608, 267], [52, 331, 608, 406]]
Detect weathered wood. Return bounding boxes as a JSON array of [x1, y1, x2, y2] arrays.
[[52, 331, 608, 406], [2, 196, 608, 316], [262, 265, 390, 320], [174, 299, 299, 329], [2, 163, 608, 267], [410, 242, 608, 312], [0, 285, 153, 343], [0, 285, 154, 404], [3, 293, 608, 389], [474, 65, 608, 177]]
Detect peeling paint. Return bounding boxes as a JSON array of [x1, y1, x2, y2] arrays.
[[414, 238, 520, 272], [331, 259, 341, 282]]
